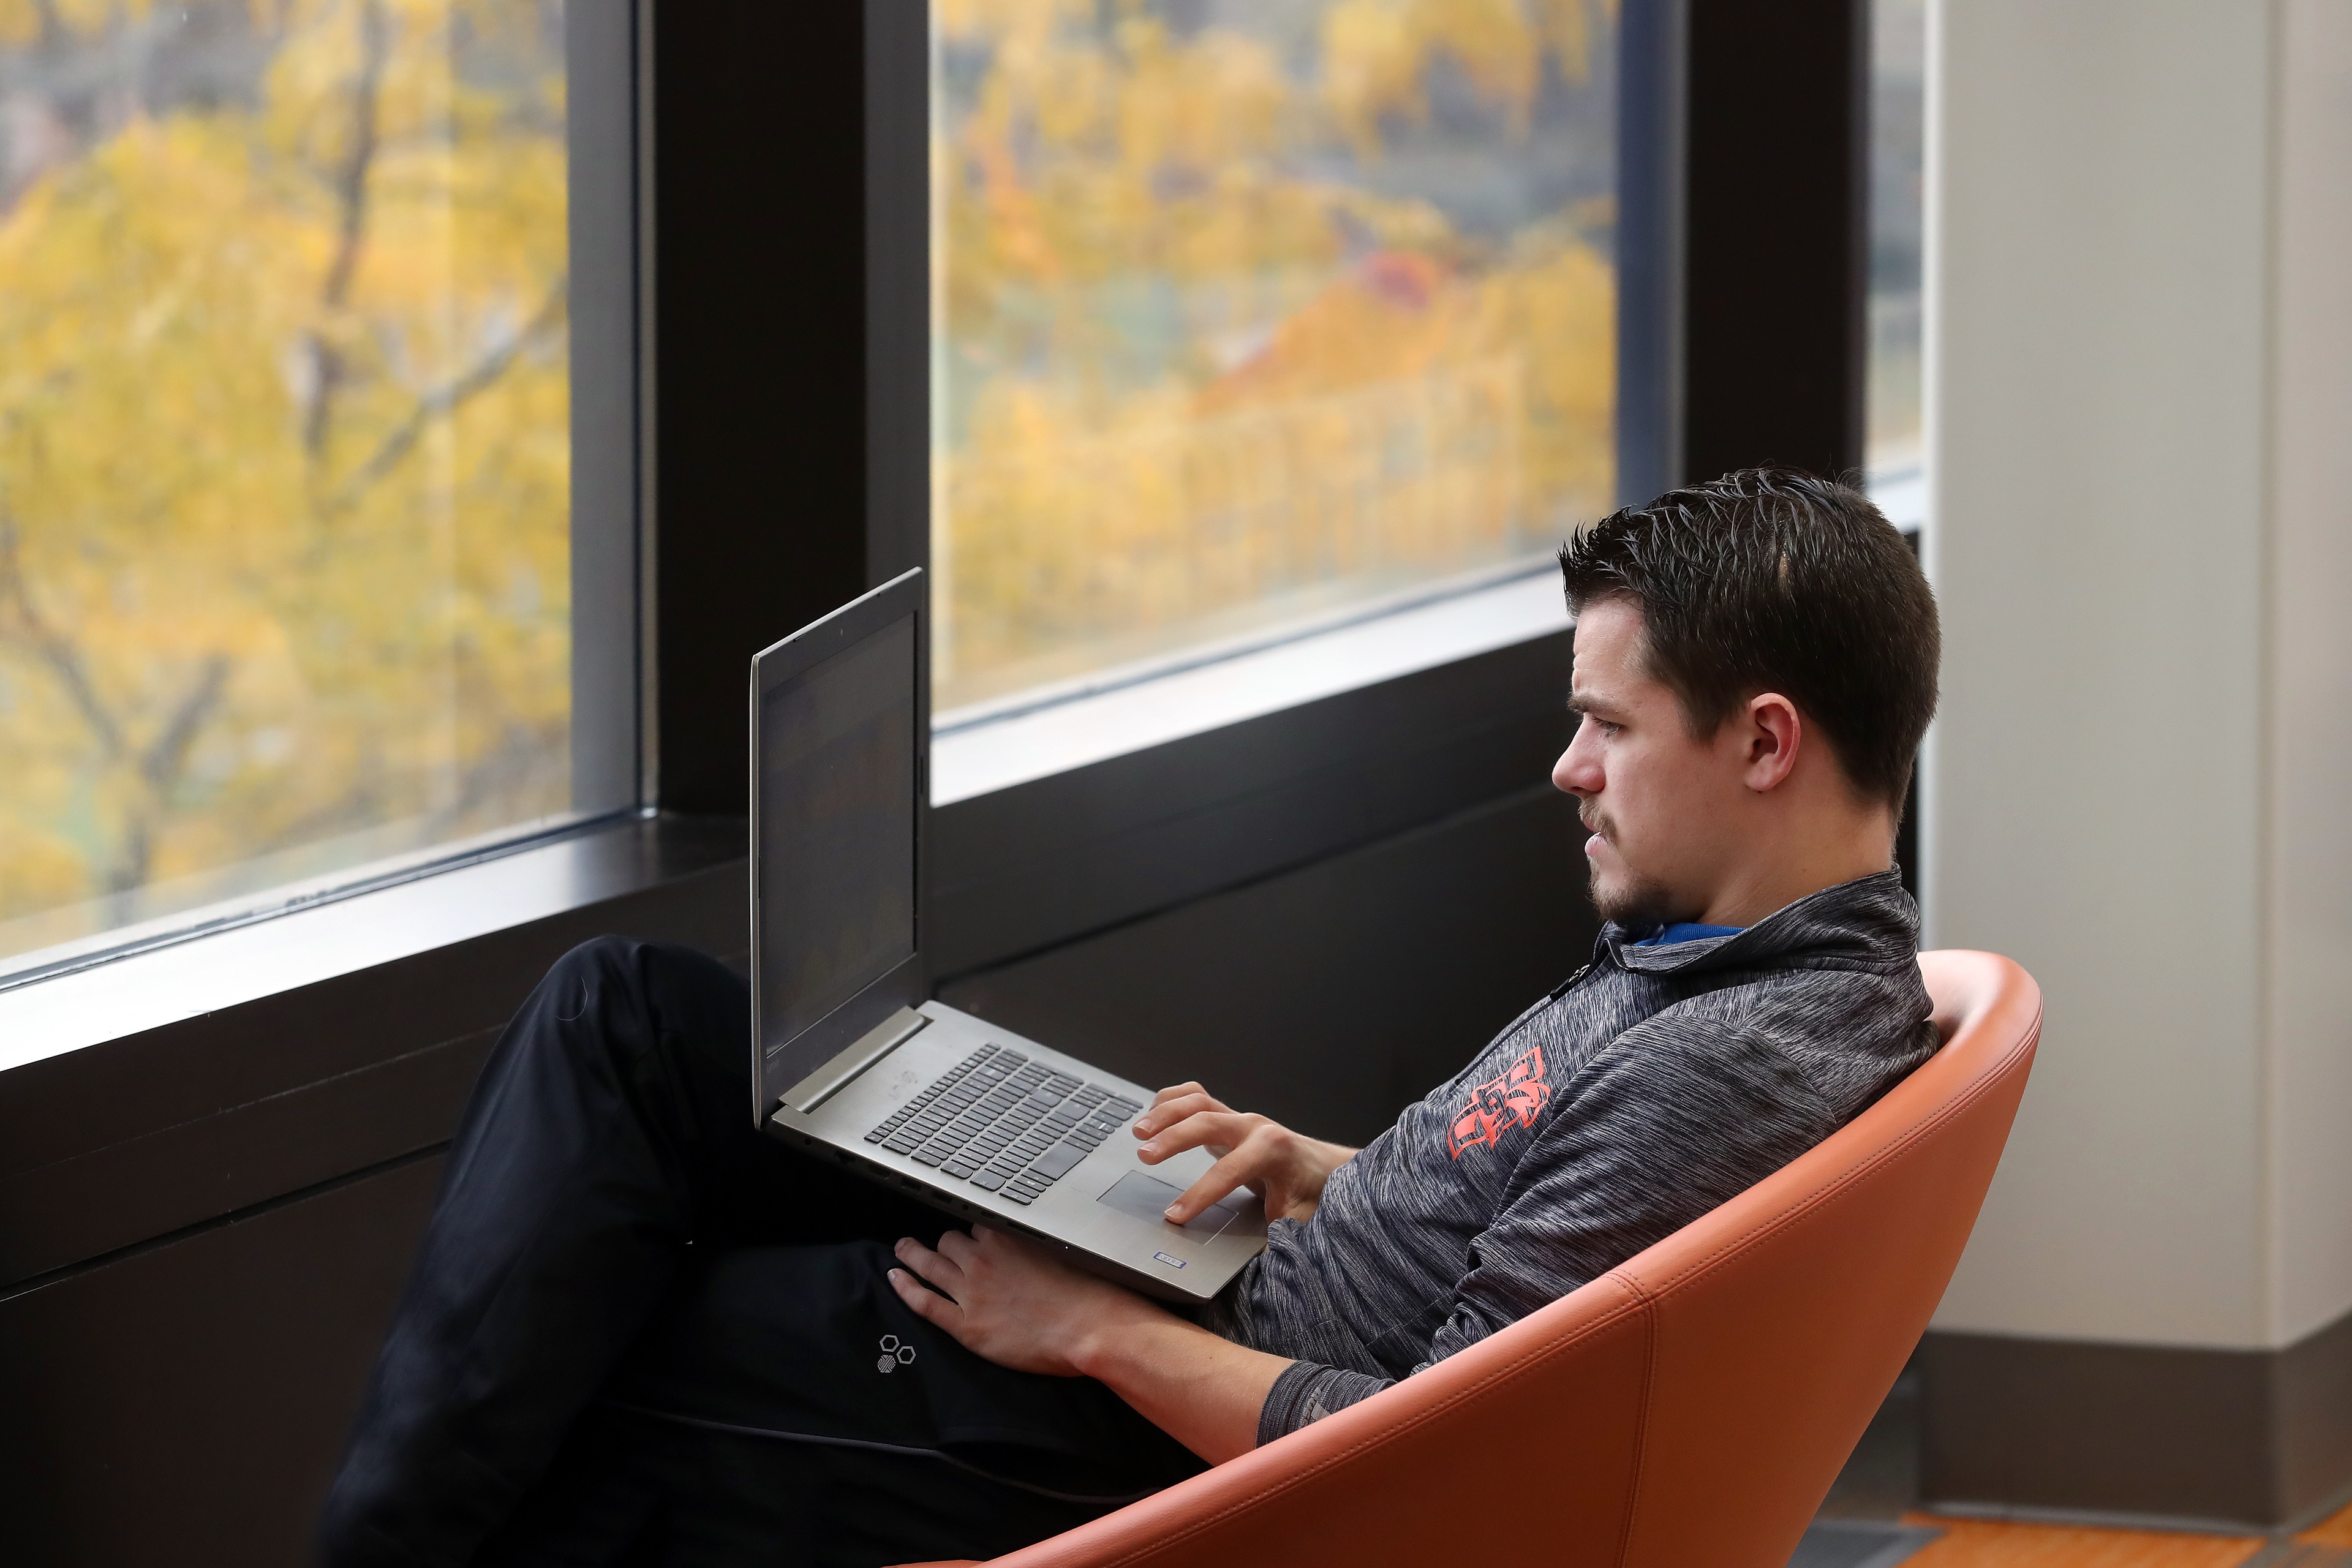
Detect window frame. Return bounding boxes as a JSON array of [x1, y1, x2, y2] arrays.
[[568, 0, 657, 818]]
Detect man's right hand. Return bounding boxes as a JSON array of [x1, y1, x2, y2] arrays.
[[1131, 1083, 1357, 1226]]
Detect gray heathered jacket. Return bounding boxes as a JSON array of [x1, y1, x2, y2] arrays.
[[1218, 870, 1936, 1444]]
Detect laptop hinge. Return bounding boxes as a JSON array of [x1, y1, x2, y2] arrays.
[[780, 1008, 930, 1114]]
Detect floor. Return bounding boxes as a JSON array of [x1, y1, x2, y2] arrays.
[[1792, 1369, 2352, 1568], [1890, 1515, 2352, 1567]]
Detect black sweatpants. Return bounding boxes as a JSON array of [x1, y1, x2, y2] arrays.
[[318, 938, 1201, 1568]]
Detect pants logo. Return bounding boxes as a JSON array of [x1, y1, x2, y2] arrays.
[[876, 1334, 917, 1374]]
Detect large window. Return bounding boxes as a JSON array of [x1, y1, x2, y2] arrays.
[[0, 0, 627, 979], [929, 0, 1618, 723]]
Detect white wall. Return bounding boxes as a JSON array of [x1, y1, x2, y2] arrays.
[[2266, 0, 2352, 1350], [1925, 0, 2352, 1351]]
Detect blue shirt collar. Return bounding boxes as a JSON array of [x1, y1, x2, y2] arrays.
[[1634, 921, 1745, 947]]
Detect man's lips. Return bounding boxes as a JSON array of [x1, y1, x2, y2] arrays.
[[1578, 807, 1615, 859]]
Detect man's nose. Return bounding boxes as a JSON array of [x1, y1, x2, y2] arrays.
[[1552, 724, 1608, 799], [1552, 741, 1593, 796]]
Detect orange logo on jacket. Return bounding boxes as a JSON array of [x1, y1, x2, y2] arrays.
[[1446, 1044, 1551, 1158]]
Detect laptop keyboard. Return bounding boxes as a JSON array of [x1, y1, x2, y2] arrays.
[[865, 1044, 1145, 1206]]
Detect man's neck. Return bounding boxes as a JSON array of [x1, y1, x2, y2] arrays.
[[1694, 820, 1897, 929]]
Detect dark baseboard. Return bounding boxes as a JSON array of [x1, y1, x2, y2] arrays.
[[1921, 1305, 2352, 1529], [2280, 1307, 2352, 1525]]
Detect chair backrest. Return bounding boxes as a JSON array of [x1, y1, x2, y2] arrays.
[[946, 950, 2041, 1568]]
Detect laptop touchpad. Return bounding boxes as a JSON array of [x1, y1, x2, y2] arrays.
[[1096, 1171, 1257, 1239]]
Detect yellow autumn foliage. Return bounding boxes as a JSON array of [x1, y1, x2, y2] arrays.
[[936, 0, 1618, 706], [0, 0, 568, 948]]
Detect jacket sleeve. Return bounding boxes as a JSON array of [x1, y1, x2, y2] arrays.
[[1256, 1360, 1391, 1445]]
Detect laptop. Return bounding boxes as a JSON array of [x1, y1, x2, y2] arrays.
[[748, 567, 1268, 1305]]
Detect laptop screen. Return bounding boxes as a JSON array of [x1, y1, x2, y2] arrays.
[[757, 612, 916, 1058]]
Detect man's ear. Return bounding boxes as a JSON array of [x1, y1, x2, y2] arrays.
[[1743, 692, 1802, 793]]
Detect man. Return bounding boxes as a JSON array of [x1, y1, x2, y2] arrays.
[[321, 468, 1941, 1567]]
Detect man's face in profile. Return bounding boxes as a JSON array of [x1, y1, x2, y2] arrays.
[[1552, 598, 1734, 927]]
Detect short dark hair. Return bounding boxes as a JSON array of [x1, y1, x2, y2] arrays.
[[1557, 467, 1939, 809]]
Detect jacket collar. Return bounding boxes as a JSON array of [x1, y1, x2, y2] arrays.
[[1602, 869, 1920, 976]]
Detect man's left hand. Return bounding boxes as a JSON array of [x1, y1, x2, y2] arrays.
[[888, 1227, 1164, 1377]]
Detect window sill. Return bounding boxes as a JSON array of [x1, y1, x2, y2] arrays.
[[0, 815, 742, 1077], [0, 813, 747, 1294], [931, 562, 1572, 806]]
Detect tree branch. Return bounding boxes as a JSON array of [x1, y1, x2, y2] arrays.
[[141, 654, 231, 796], [301, 0, 390, 458], [100, 652, 233, 894], [1, 509, 236, 896], [0, 511, 126, 761], [323, 273, 569, 514], [318, 0, 386, 312]]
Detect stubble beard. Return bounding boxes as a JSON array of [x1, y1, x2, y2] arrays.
[[1581, 809, 1680, 929], [1589, 866, 1680, 929]]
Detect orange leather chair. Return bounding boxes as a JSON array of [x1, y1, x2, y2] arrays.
[[900, 949, 2040, 1568]]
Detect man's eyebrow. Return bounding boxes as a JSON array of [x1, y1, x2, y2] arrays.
[[1568, 691, 1629, 719]]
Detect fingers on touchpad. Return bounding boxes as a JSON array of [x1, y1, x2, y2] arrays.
[[1095, 1170, 1259, 1238]]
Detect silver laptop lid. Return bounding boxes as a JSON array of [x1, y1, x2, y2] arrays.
[[748, 567, 927, 1123]]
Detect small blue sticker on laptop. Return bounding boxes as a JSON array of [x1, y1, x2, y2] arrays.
[[1152, 1252, 1186, 1269]]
